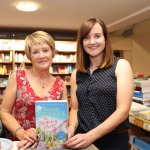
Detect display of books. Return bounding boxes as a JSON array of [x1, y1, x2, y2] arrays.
[[1, 77, 8, 87], [133, 91, 150, 98], [0, 39, 76, 104], [134, 80, 150, 86], [35, 100, 68, 149], [133, 97, 150, 107], [130, 101, 149, 115], [65, 76, 71, 85]]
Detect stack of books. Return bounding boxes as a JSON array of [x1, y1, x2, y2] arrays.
[[133, 80, 150, 107], [130, 101, 149, 115], [130, 136, 150, 150]]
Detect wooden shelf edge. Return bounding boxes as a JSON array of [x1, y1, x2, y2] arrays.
[[129, 114, 150, 131]]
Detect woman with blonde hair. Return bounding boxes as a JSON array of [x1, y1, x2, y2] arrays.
[[1, 31, 68, 149]]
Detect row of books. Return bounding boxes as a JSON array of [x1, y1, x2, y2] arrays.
[[0, 40, 14, 50], [50, 64, 75, 74], [0, 77, 8, 87], [0, 88, 5, 99], [53, 54, 76, 63], [15, 53, 76, 63], [13, 64, 32, 71], [14, 52, 30, 63], [133, 97, 150, 107], [0, 64, 74, 75], [0, 64, 13, 75], [133, 79, 150, 107], [0, 40, 76, 51], [130, 101, 149, 116], [55, 75, 71, 85], [55, 41, 76, 52], [0, 51, 12, 62], [134, 80, 150, 92]]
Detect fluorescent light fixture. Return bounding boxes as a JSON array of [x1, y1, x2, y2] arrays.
[[16, 1, 38, 12]]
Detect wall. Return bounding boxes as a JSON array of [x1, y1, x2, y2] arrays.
[[110, 19, 150, 77]]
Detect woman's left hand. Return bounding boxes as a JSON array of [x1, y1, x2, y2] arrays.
[[17, 140, 37, 149], [65, 133, 93, 149]]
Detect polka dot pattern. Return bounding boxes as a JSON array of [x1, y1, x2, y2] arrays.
[[76, 57, 130, 134]]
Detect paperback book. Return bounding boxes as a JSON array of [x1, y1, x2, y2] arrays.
[[134, 80, 150, 87], [35, 100, 68, 149]]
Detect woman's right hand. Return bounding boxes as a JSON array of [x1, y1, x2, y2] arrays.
[[17, 140, 37, 149], [17, 128, 36, 143]]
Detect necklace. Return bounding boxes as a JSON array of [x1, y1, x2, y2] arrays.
[[32, 69, 50, 89]]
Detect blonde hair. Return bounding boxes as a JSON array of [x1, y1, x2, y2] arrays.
[[24, 31, 55, 61]]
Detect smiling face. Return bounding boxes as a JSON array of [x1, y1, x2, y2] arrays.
[[30, 43, 53, 70], [83, 23, 105, 59]]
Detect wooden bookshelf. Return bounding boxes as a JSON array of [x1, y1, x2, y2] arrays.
[[0, 39, 77, 100], [129, 114, 150, 132]]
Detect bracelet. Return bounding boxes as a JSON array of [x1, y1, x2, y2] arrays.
[[69, 123, 77, 129], [13, 127, 24, 136]]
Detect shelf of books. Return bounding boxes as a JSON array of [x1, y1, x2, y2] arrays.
[[129, 114, 150, 132], [130, 101, 150, 132], [130, 79, 150, 130], [133, 79, 150, 107], [0, 39, 76, 102], [0, 40, 14, 102]]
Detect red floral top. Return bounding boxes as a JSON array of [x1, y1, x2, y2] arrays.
[[13, 70, 64, 130]]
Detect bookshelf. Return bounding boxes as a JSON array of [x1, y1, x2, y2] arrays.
[[0, 49, 13, 103], [129, 114, 150, 132], [0, 39, 76, 103], [129, 112, 150, 149]]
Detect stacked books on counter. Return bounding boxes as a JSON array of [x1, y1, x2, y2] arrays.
[[133, 80, 150, 107], [130, 101, 149, 116]]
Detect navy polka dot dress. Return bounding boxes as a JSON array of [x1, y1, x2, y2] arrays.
[[76, 57, 130, 134]]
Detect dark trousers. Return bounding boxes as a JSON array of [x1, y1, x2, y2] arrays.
[[93, 131, 129, 150]]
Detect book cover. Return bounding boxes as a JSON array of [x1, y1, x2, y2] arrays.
[[134, 80, 150, 87], [133, 91, 150, 98], [65, 76, 71, 85], [0, 64, 3, 75], [133, 136, 150, 150], [52, 65, 59, 74], [58, 65, 66, 73], [35, 100, 68, 149], [130, 101, 149, 113], [134, 86, 150, 93], [133, 99, 150, 107], [133, 97, 150, 102], [3, 53, 10, 62], [0, 53, 4, 62], [2, 77, 8, 86]]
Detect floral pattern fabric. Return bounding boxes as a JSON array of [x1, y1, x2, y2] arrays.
[[13, 70, 64, 130]]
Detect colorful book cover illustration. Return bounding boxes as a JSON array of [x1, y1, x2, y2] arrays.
[[35, 100, 68, 149]]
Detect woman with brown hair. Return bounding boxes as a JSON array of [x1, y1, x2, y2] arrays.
[[65, 18, 134, 150]]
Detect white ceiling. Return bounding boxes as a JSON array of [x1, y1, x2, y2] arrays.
[[0, 0, 150, 33]]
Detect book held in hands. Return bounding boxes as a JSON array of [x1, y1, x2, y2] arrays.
[[35, 100, 68, 149]]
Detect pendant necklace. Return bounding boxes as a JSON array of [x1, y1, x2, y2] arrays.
[[32, 69, 50, 89]]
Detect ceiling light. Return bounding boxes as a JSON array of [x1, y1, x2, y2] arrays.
[[16, 1, 38, 12]]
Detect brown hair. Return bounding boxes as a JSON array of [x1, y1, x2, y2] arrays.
[[24, 31, 55, 61], [76, 17, 114, 72]]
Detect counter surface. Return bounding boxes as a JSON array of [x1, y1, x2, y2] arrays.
[[12, 141, 98, 150]]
